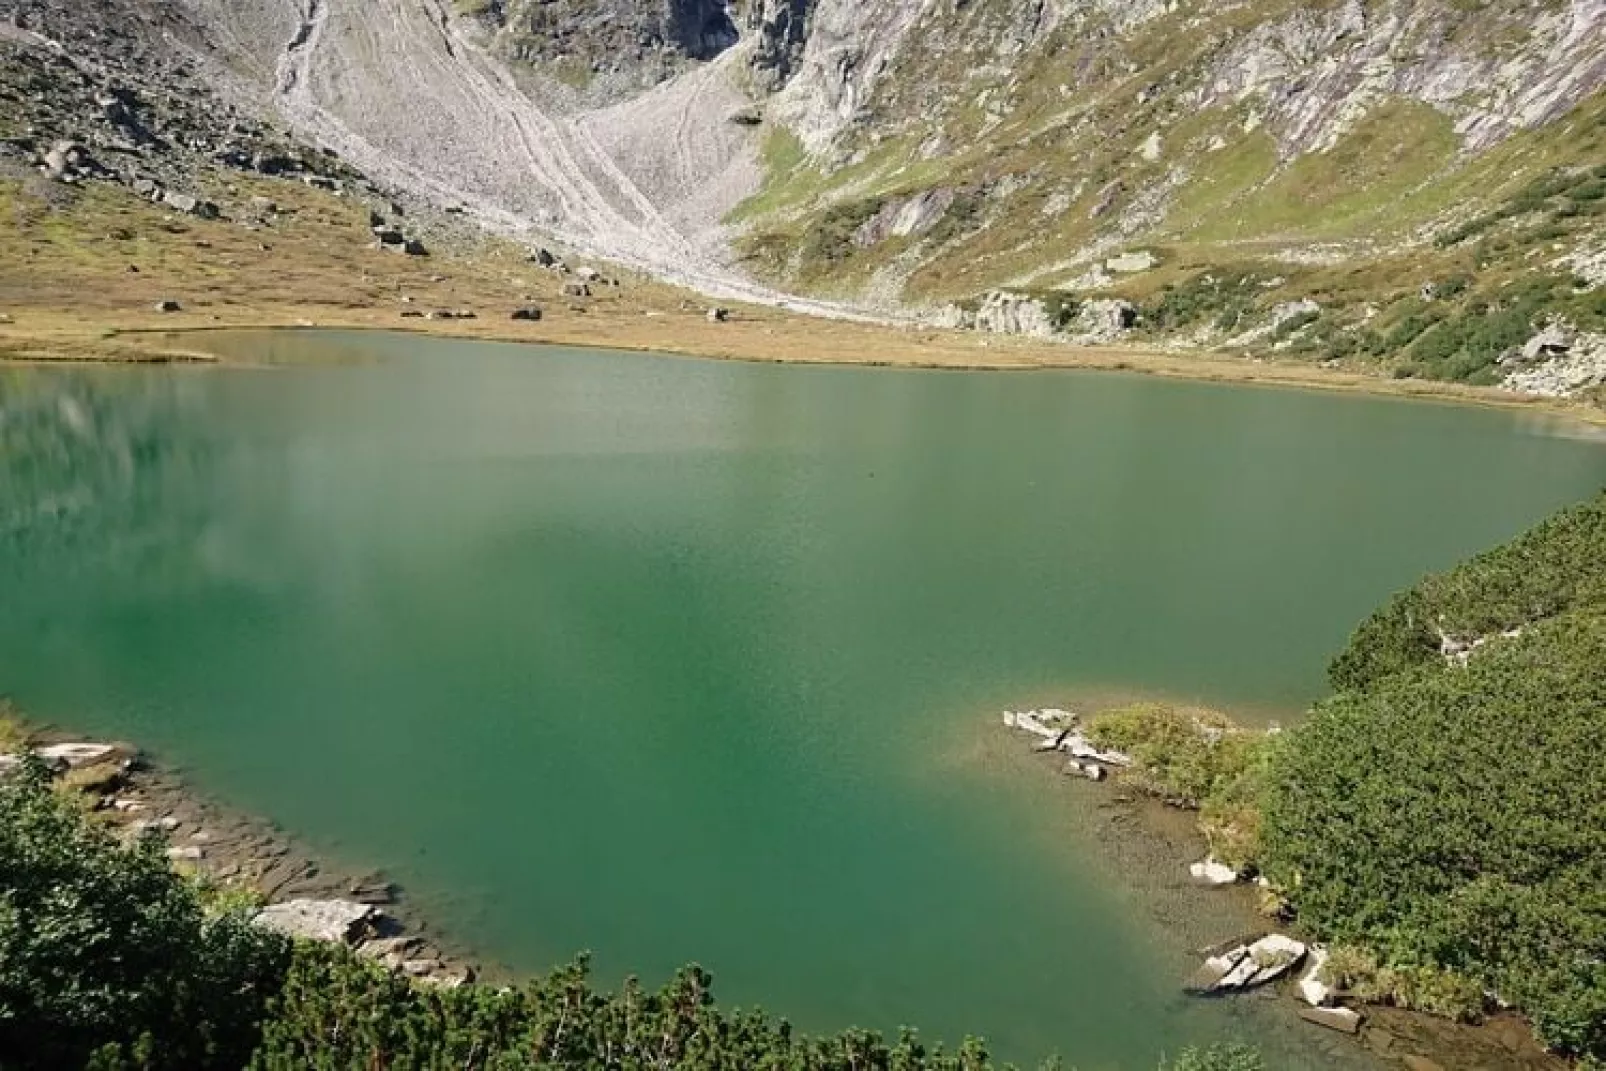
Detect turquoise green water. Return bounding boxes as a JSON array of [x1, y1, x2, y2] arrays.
[[3, 332, 1604, 1068]]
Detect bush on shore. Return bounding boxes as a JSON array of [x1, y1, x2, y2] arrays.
[[1085, 704, 1274, 869], [1260, 491, 1606, 1059], [0, 758, 291, 1070]]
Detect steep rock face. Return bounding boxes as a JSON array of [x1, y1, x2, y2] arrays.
[[767, 0, 935, 151], [490, 0, 738, 91], [764, 0, 1606, 159], [743, 0, 815, 92], [1195, 0, 1606, 153]]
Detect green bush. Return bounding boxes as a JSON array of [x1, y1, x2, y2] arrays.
[[1161, 1042, 1264, 1071], [1328, 491, 1606, 691], [0, 760, 291, 1069], [1264, 597, 1606, 1056]]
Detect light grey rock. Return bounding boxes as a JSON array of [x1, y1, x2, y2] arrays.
[[1299, 1006, 1363, 1034], [254, 899, 377, 944], [1186, 934, 1307, 995], [854, 188, 957, 247], [1504, 330, 1606, 397], [36, 742, 130, 769], [1271, 299, 1322, 328], [1189, 857, 1241, 886], [706, 306, 729, 322], [1521, 324, 1574, 362], [1106, 250, 1158, 274], [1298, 946, 1334, 1006], [1072, 299, 1137, 343]]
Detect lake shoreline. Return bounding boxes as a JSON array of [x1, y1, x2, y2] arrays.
[[2, 314, 1604, 431], [8, 700, 1560, 1071], [996, 704, 1569, 1071], [1, 713, 480, 987]]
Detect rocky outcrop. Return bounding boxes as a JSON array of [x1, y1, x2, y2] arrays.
[[853, 188, 955, 247], [745, 0, 816, 93], [489, 0, 739, 91], [946, 291, 1059, 339], [1502, 328, 1606, 397]]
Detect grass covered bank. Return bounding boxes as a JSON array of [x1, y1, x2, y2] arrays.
[[1085, 491, 1606, 1062]]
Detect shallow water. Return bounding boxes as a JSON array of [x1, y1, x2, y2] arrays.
[[3, 332, 1603, 1068]]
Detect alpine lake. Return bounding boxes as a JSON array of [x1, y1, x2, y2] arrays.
[[4, 330, 1604, 1068]]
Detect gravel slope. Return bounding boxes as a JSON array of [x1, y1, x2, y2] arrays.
[[177, 0, 871, 316]]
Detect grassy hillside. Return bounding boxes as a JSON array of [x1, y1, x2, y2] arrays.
[[732, 0, 1606, 393]]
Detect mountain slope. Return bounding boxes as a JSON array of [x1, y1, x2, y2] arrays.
[[4, 0, 1604, 394], [732, 0, 1606, 393]]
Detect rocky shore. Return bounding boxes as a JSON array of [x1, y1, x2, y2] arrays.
[[1000, 704, 1569, 1071], [1, 722, 475, 988]]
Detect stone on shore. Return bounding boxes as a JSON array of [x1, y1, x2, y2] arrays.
[[37, 742, 133, 769], [1185, 933, 1306, 995], [1298, 946, 1333, 1006], [254, 899, 377, 944], [1189, 857, 1241, 886], [1299, 1005, 1363, 1034]]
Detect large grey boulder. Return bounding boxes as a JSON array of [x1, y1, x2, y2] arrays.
[[254, 899, 377, 944], [161, 191, 220, 219]]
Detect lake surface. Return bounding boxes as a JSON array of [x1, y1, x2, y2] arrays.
[[4, 331, 1604, 1068]]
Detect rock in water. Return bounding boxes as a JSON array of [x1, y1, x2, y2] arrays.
[[254, 899, 377, 944]]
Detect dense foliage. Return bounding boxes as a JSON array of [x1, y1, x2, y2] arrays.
[[1261, 490, 1606, 1058], [0, 760, 291, 1070], [254, 947, 1010, 1071], [1328, 491, 1606, 692]]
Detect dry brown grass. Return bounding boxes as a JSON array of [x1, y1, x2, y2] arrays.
[[2, 171, 1602, 428]]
